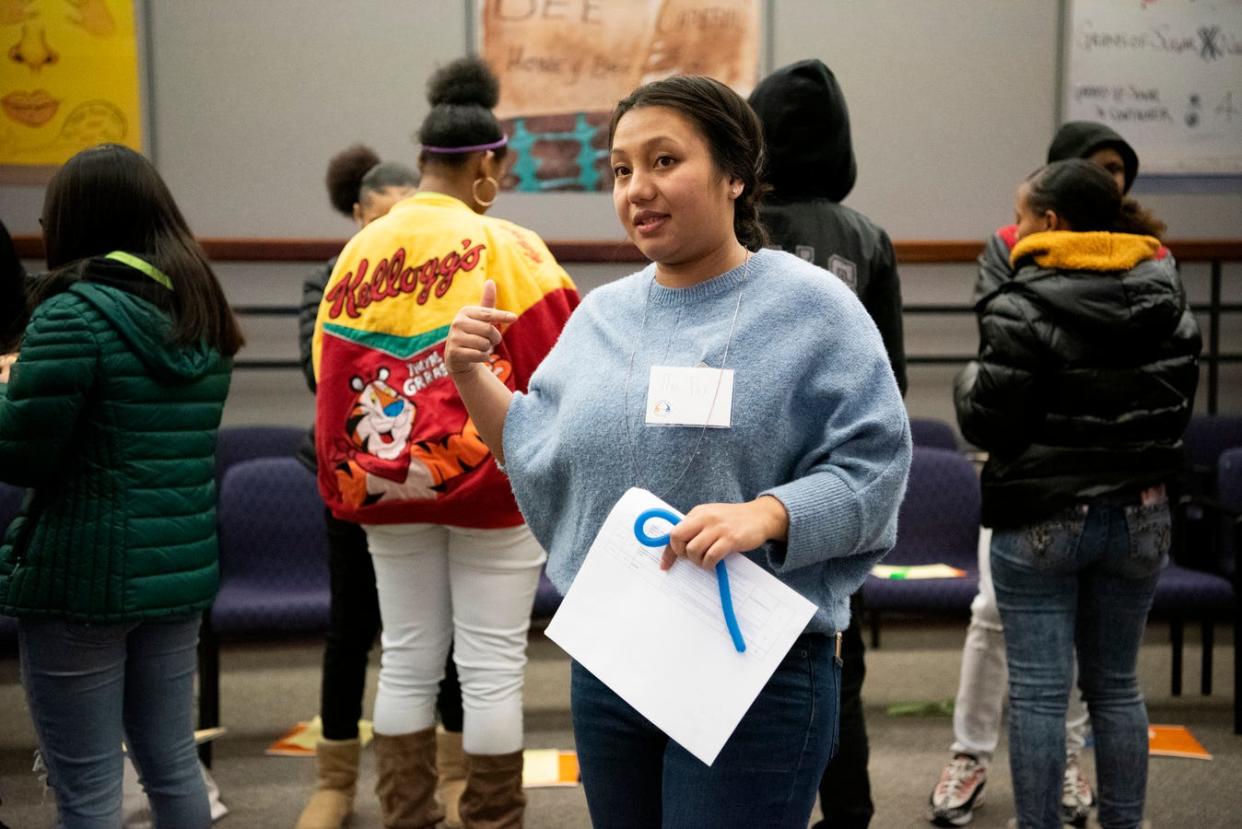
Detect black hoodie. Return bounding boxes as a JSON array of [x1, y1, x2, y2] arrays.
[[1046, 121, 1139, 194], [749, 59, 906, 395]]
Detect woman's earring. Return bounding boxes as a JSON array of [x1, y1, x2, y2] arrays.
[[472, 175, 500, 208]]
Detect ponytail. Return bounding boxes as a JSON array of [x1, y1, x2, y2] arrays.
[[1114, 197, 1166, 239]]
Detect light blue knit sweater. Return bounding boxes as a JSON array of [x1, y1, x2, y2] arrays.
[[504, 248, 911, 633]]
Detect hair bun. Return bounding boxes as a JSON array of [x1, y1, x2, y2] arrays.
[[427, 57, 500, 109], [325, 144, 381, 217]]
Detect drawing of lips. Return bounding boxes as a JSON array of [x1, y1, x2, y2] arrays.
[[2, 90, 60, 127]]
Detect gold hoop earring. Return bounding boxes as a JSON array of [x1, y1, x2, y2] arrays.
[[472, 176, 499, 208]]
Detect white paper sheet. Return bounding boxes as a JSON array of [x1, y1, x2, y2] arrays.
[[544, 487, 818, 766]]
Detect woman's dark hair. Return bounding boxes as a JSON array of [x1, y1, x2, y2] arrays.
[[1026, 158, 1165, 238], [0, 218, 27, 352], [360, 161, 419, 196], [325, 144, 381, 216], [326, 147, 419, 218], [609, 75, 769, 251], [40, 144, 244, 355], [416, 57, 507, 170]]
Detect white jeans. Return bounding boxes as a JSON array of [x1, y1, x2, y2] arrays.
[[951, 527, 1090, 764], [364, 522, 546, 755]]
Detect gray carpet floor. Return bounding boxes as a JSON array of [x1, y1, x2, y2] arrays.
[[0, 620, 1236, 828]]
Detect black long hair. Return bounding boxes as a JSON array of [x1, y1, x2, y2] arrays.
[[0, 219, 26, 352], [609, 75, 770, 251], [39, 144, 243, 355], [1026, 159, 1165, 238]]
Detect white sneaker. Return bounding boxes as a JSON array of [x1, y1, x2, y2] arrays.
[[928, 754, 987, 826], [1061, 755, 1095, 828]]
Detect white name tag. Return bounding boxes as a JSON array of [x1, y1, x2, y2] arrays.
[[645, 366, 733, 428]]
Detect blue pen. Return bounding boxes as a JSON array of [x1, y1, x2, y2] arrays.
[[633, 508, 747, 653]]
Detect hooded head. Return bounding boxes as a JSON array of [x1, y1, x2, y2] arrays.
[[1047, 121, 1139, 194], [748, 59, 856, 203]]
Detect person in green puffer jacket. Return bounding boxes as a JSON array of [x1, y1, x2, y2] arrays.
[[0, 143, 243, 829]]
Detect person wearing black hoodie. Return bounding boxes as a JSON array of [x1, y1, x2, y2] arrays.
[[749, 58, 906, 829], [927, 122, 1148, 829]]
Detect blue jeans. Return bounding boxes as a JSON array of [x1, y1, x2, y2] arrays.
[[991, 497, 1167, 829], [18, 616, 210, 829], [570, 632, 841, 829]]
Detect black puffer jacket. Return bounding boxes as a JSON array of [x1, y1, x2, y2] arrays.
[[955, 231, 1200, 528], [295, 257, 335, 472], [749, 59, 906, 394]]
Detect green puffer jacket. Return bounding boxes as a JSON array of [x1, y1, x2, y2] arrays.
[[0, 256, 233, 622]]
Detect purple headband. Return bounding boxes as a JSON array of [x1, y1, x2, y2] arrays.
[[421, 135, 508, 154]]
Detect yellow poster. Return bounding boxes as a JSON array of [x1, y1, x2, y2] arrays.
[[0, 0, 141, 168], [478, 0, 761, 192]]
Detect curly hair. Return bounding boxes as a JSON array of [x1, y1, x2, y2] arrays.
[[325, 144, 382, 217]]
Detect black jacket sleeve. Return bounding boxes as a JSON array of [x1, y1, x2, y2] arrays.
[[974, 230, 1015, 303], [298, 259, 335, 394], [862, 229, 907, 396], [954, 289, 1047, 453]]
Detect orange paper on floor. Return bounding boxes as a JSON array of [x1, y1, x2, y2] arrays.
[[522, 749, 580, 787], [266, 716, 373, 756], [1148, 724, 1212, 760]]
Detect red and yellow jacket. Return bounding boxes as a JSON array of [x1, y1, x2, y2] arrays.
[[312, 191, 578, 527]]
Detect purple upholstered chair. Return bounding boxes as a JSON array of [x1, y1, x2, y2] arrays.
[[198, 456, 330, 763], [214, 425, 306, 490], [1152, 417, 1242, 700], [211, 457, 331, 638], [863, 447, 981, 646], [909, 417, 959, 451], [1222, 448, 1242, 733], [1178, 415, 1242, 576]]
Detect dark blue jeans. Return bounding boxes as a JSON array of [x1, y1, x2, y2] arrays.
[[992, 497, 1167, 829], [18, 616, 210, 829], [570, 632, 841, 829]]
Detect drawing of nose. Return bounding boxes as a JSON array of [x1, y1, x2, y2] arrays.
[[9, 24, 58, 72], [382, 400, 404, 417]]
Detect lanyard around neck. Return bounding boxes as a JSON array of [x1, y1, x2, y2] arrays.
[[621, 252, 749, 500], [105, 251, 174, 291]]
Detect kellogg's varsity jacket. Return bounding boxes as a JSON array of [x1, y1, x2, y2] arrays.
[[312, 191, 579, 528]]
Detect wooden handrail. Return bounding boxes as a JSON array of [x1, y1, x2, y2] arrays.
[[12, 235, 1242, 265]]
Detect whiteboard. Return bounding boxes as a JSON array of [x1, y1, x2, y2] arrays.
[[1063, 0, 1242, 174]]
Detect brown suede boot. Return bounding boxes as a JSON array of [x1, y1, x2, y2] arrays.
[[437, 727, 467, 828], [459, 750, 526, 829], [372, 729, 444, 829], [294, 738, 360, 829]]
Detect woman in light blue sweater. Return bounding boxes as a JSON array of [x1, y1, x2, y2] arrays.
[[445, 75, 910, 828]]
